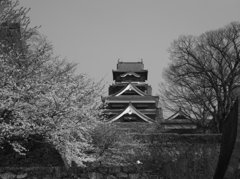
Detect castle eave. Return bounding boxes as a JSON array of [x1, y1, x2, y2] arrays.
[[111, 83, 147, 97], [103, 95, 159, 103], [108, 104, 154, 123]]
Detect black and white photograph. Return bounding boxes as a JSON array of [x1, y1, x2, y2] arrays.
[[0, 0, 240, 178]]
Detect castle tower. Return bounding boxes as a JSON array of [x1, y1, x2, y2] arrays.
[[102, 60, 162, 123]]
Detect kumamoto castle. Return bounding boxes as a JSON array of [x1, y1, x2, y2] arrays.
[[102, 60, 163, 123], [101, 60, 196, 133]]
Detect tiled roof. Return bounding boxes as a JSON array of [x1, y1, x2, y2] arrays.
[[163, 110, 195, 125], [117, 61, 144, 71], [108, 103, 154, 123], [120, 72, 141, 78], [111, 83, 147, 96], [103, 95, 159, 102]]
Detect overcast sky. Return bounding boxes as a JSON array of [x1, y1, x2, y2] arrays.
[[20, 0, 240, 94]]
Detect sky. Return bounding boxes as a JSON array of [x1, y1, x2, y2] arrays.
[[19, 0, 240, 95]]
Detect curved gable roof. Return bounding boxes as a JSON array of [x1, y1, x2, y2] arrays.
[[112, 83, 147, 96], [120, 72, 141, 78], [108, 103, 154, 123]]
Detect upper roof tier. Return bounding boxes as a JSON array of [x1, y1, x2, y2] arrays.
[[116, 61, 144, 71], [113, 60, 148, 82]]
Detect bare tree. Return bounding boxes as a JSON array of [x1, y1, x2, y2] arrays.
[[160, 22, 240, 132]]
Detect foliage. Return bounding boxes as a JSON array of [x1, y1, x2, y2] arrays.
[[0, 0, 103, 167], [90, 123, 149, 166], [160, 22, 240, 132], [0, 135, 64, 167]]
